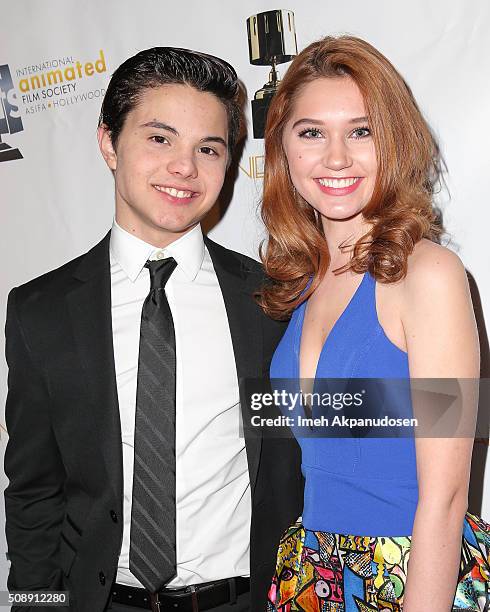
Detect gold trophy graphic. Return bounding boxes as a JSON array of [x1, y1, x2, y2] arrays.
[[246, 9, 297, 139]]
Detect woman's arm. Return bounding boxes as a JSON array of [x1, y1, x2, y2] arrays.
[[401, 241, 480, 612]]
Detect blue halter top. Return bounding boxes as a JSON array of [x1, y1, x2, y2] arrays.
[[270, 272, 418, 536]]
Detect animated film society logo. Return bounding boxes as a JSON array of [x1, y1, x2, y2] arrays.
[[0, 64, 23, 162], [0, 50, 107, 162]]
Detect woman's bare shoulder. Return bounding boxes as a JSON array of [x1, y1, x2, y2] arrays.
[[402, 239, 467, 295]]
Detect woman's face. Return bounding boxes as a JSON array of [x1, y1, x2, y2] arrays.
[[282, 76, 377, 222]]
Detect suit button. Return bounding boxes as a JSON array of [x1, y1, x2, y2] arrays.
[[99, 571, 106, 585], [110, 510, 118, 523]]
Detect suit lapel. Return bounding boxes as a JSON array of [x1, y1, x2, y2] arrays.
[[204, 237, 263, 493], [64, 232, 263, 501], [65, 232, 122, 503]]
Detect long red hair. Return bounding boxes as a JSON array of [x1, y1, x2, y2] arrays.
[[258, 35, 442, 320]]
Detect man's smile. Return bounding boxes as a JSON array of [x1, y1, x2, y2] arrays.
[[152, 183, 200, 204]]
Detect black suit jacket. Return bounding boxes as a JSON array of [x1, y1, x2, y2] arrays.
[[4, 232, 303, 612]]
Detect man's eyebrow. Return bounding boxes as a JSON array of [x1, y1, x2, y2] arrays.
[[200, 136, 227, 148], [140, 121, 178, 135], [138, 122, 226, 147]]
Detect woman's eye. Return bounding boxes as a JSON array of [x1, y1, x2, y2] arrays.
[[351, 127, 371, 139], [150, 135, 168, 144], [298, 128, 323, 139]]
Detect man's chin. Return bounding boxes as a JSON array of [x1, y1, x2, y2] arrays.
[[151, 221, 201, 235], [135, 220, 203, 247]]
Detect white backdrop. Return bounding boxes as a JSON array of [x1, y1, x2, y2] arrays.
[[1, 0, 489, 591]]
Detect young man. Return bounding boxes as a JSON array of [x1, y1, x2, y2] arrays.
[[4, 48, 303, 612]]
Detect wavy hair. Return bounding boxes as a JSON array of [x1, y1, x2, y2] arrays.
[[258, 36, 443, 320]]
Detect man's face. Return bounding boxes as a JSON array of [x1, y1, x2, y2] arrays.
[[98, 84, 229, 247]]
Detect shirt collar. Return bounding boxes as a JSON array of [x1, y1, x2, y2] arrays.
[[110, 221, 205, 283]]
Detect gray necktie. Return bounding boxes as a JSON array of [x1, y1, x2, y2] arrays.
[[129, 257, 177, 592]]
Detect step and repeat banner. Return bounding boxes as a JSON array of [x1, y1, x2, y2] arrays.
[[1, 0, 489, 590]]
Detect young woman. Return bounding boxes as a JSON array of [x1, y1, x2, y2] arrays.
[[259, 36, 490, 611]]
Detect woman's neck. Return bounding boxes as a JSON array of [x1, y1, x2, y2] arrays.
[[321, 214, 371, 270]]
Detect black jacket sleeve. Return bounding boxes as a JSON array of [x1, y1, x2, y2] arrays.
[[4, 287, 66, 592]]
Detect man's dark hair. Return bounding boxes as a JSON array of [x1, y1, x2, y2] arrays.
[[99, 47, 241, 155]]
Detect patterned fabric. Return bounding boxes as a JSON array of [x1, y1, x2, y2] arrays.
[[267, 512, 490, 611], [130, 257, 178, 591]]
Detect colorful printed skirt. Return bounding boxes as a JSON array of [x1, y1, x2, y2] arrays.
[[267, 512, 490, 611]]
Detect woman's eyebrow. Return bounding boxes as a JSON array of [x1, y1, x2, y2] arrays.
[[291, 118, 324, 129], [291, 116, 369, 129]]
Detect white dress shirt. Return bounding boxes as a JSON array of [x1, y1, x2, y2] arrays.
[[110, 221, 251, 588]]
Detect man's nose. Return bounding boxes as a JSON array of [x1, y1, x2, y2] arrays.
[[166, 148, 198, 179]]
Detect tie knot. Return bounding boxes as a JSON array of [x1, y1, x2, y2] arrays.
[[145, 257, 177, 290]]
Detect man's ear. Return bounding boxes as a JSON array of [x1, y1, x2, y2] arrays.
[[97, 124, 117, 170]]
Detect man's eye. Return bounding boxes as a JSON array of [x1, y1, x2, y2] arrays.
[[351, 127, 371, 139], [200, 146, 218, 156], [150, 135, 168, 144], [298, 128, 323, 139]]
